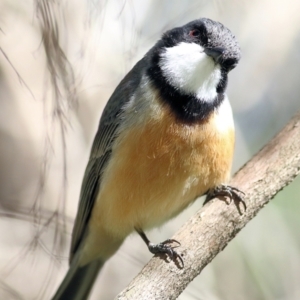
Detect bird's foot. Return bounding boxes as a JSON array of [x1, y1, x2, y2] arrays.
[[204, 184, 246, 215], [147, 239, 184, 266], [136, 230, 184, 267]]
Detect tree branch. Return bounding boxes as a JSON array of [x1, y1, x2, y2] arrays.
[[116, 112, 300, 300]]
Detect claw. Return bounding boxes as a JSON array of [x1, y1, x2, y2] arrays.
[[204, 184, 246, 215], [136, 230, 184, 267], [148, 240, 184, 266], [161, 239, 181, 247], [230, 186, 245, 195]]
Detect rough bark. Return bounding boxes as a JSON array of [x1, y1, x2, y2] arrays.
[[116, 112, 300, 300]]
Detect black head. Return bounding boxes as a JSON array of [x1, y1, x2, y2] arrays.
[[147, 18, 241, 123], [160, 18, 241, 72]]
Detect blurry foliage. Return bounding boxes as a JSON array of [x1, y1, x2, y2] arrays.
[[0, 0, 299, 299]]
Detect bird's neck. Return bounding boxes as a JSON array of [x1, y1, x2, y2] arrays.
[[147, 54, 227, 123]]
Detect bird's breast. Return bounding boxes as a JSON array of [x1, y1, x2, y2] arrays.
[[90, 94, 235, 239]]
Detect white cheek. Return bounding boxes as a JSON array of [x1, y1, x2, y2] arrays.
[[159, 42, 221, 102]]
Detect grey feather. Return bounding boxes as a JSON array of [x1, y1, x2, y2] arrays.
[[69, 56, 150, 261], [52, 250, 104, 300], [52, 17, 241, 300]]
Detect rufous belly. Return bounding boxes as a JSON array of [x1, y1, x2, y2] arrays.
[[81, 98, 234, 264]]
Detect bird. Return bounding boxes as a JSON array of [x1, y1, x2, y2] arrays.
[[52, 17, 245, 300]]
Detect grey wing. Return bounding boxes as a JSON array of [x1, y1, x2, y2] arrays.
[[69, 122, 118, 262], [69, 56, 148, 262]]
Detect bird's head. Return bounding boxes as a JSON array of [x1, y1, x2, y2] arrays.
[[149, 18, 241, 103]]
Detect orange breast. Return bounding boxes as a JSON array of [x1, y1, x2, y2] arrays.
[[82, 97, 234, 264], [92, 101, 234, 231]]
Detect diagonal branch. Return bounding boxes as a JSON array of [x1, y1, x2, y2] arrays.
[[116, 111, 300, 300]]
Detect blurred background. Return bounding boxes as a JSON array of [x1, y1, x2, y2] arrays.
[[0, 0, 300, 299]]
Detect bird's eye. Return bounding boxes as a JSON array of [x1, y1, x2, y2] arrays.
[[189, 29, 200, 37]]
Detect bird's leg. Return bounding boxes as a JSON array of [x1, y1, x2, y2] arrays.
[[136, 229, 184, 266], [204, 184, 246, 215]]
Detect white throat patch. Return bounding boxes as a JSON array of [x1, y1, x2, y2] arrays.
[[159, 42, 221, 102]]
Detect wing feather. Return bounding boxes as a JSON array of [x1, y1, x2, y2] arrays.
[[69, 56, 149, 261]]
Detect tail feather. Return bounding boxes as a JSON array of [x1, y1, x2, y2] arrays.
[[51, 258, 104, 300]]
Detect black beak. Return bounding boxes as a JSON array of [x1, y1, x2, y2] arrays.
[[204, 47, 225, 64], [204, 47, 238, 71]]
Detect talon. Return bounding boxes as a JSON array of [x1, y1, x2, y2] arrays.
[[230, 186, 245, 195], [148, 240, 184, 266], [161, 239, 181, 246], [136, 230, 184, 267], [204, 184, 246, 214], [165, 248, 174, 260]]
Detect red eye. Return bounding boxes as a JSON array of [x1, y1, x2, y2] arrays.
[[189, 29, 200, 37]]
